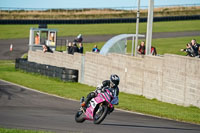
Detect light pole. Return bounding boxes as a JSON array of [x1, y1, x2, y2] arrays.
[[146, 0, 154, 55], [135, 0, 140, 56]]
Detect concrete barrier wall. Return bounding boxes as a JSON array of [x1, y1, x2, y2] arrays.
[[28, 51, 200, 108], [28, 51, 83, 81]]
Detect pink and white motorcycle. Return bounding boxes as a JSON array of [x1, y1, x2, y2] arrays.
[[75, 89, 115, 124]]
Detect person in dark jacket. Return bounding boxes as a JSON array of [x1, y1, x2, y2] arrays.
[[72, 42, 79, 54], [67, 42, 73, 54], [137, 41, 145, 55], [81, 74, 120, 112], [191, 39, 199, 56], [79, 43, 84, 54], [180, 43, 195, 57]]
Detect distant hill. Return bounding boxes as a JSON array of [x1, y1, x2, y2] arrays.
[[0, 6, 200, 20]]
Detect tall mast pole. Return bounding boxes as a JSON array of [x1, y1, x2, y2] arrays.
[[146, 0, 154, 55], [135, 0, 140, 56]]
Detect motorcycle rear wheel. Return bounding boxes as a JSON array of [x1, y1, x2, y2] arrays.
[[75, 110, 85, 123], [93, 104, 108, 124]]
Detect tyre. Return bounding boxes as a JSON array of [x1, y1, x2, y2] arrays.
[[61, 74, 77, 79], [93, 104, 108, 124], [62, 69, 78, 75], [75, 110, 85, 123]]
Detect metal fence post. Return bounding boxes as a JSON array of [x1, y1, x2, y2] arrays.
[[131, 36, 135, 56]]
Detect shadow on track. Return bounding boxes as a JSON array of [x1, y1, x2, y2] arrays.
[[0, 88, 12, 100]]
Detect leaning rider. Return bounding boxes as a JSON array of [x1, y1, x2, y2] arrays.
[[81, 74, 120, 112]]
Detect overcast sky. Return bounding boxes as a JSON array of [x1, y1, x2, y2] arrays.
[[0, 0, 199, 9]]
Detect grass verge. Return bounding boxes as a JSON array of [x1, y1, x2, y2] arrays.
[[0, 61, 200, 124], [0, 128, 52, 133], [0, 20, 200, 39]]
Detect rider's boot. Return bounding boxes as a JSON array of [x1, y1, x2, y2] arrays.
[[81, 98, 90, 111], [81, 92, 95, 111], [81, 102, 87, 111], [81, 102, 86, 107]]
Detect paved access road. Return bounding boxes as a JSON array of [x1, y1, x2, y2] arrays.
[[0, 80, 200, 133], [0, 31, 199, 60]]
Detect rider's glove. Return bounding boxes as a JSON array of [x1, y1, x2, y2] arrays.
[[96, 89, 101, 94]]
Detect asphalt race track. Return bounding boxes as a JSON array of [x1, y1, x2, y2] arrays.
[[0, 80, 200, 133], [0, 31, 200, 60]]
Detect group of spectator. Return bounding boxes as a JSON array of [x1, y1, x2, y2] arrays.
[[180, 39, 200, 58], [67, 34, 84, 54], [68, 42, 83, 54], [137, 41, 157, 56], [67, 43, 100, 54]]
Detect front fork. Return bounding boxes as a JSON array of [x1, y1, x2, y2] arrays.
[[96, 103, 103, 114]]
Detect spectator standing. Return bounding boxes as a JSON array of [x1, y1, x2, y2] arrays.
[[72, 42, 79, 54], [79, 43, 84, 54], [35, 33, 40, 45], [49, 32, 55, 42], [151, 46, 157, 56], [137, 41, 145, 55], [191, 39, 199, 56], [92, 45, 100, 52], [67, 42, 73, 54]]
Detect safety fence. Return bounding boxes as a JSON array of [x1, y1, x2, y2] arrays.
[[15, 58, 78, 82], [0, 15, 200, 24]]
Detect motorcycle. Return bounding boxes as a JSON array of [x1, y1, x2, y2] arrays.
[[73, 34, 83, 43], [75, 88, 114, 124]]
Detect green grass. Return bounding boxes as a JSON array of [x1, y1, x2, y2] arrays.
[[0, 61, 94, 99], [0, 20, 200, 39], [0, 128, 52, 133], [0, 61, 200, 124]]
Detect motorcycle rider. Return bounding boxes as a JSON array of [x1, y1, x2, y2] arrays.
[[81, 74, 120, 112]]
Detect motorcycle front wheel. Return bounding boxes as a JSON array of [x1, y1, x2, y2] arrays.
[[75, 110, 85, 123], [93, 104, 108, 124]]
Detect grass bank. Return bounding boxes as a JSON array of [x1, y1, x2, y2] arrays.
[[0, 128, 52, 133], [0, 20, 200, 39], [0, 61, 200, 124]]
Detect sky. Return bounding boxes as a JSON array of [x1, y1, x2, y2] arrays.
[[0, 0, 199, 9]]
